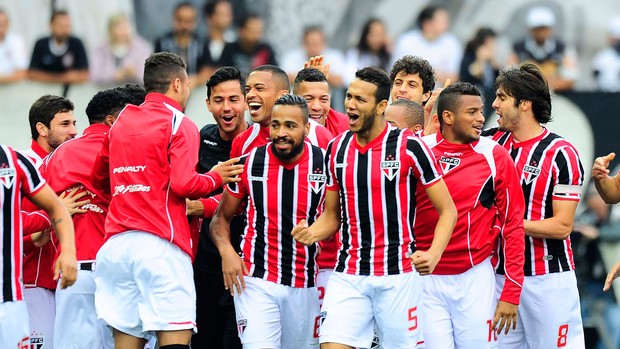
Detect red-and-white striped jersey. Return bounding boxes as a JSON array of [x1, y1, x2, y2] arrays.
[[483, 127, 584, 276], [226, 142, 326, 287], [416, 132, 526, 304], [0, 145, 46, 302], [326, 123, 442, 276]]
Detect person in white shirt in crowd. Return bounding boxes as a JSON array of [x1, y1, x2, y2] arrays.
[[392, 5, 462, 86], [0, 9, 27, 83], [344, 18, 392, 86], [592, 16, 620, 92]]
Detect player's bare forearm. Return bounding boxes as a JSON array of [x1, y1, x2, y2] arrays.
[[493, 300, 518, 335], [426, 180, 457, 257], [524, 200, 578, 239], [594, 175, 620, 204], [210, 191, 243, 253]]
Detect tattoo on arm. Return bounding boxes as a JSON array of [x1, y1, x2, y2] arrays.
[[52, 218, 63, 229]]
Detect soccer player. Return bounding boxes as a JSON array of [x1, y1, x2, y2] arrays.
[[292, 67, 457, 349], [191, 66, 247, 349], [384, 99, 425, 132], [211, 94, 325, 348], [41, 85, 146, 349], [415, 82, 525, 348], [21, 94, 77, 348], [0, 144, 76, 348], [484, 62, 586, 348], [91, 52, 243, 349], [231, 64, 333, 158], [293, 67, 349, 135]]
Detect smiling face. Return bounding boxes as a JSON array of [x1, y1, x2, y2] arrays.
[[270, 104, 309, 163], [245, 71, 285, 127], [446, 94, 485, 144], [207, 79, 247, 141], [294, 80, 330, 126], [44, 110, 77, 150], [391, 71, 430, 105]]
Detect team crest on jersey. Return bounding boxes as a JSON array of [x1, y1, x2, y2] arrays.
[[381, 154, 400, 181], [237, 319, 247, 335], [308, 168, 327, 194], [439, 156, 460, 174], [0, 165, 15, 189], [28, 333, 45, 349], [523, 164, 541, 184]]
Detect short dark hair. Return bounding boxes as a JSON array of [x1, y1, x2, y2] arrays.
[[293, 68, 328, 93], [436, 82, 482, 127], [29, 95, 74, 140], [495, 63, 552, 124], [417, 5, 444, 30], [355, 66, 391, 104], [240, 13, 261, 29], [50, 10, 69, 23], [143, 52, 187, 94], [203, 0, 229, 18], [252, 64, 290, 91], [390, 99, 425, 128], [206, 66, 246, 99], [85, 85, 145, 124], [274, 94, 308, 123], [175, 1, 195, 14], [389, 55, 436, 94], [116, 84, 147, 106]]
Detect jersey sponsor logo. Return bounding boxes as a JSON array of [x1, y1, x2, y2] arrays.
[[203, 139, 218, 146], [112, 165, 146, 174], [380, 161, 400, 181], [523, 165, 541, 184], [237, 318, 247, 335], [0, 166, 15, 189], [439, 156, 461, 174], [81, 203, 104, 213], [308, 171, 327, 194], [113, 184, 151, 196]]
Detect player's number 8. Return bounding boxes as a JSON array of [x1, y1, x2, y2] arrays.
[[557, 324, 569, 347]]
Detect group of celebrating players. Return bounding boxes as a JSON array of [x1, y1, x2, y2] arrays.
[[0, 48, 602, 349]]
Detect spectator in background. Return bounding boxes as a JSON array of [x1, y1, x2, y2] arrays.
[[508, 6, 578, 92], [459, 27, 499, 117], [344, 18, 392, 85], [282, 25, 345, 89], [155, 2, 208, 89], [90, 14, 152, 86], [202, 0, 235, 70], [220, 14, 277, 77], [592, 16, 620, 92], [0, 9, 27, 83], [28, 10, 89, 93], [392, 5, 462, 86]]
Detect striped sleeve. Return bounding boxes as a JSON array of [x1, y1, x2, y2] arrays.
[[405, 135, 442, 187], [16, 151, 45, 196], [552, 145, 584, 201], [325, 139, 339, 191]]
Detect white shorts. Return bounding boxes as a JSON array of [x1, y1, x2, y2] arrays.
[[0, 300, 30, 348], [423, 258, 497, 349], [54, 267, 113, 349], [24, 286, 55, 348], [233, 276, 320, 349], [319, 271, 424, 348], [317, 269, 333, 309], [495, 271, 585, 349], [94, 231, 196, 339]]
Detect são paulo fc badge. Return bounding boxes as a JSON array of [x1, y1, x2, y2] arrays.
[[28, 332, 45, 349], [237, 319, 247, 335], [523, 164, 541, 184], [0, 164, 15, 189], [381, 161, 400, 180], [439, 156, 460, 174], [308, 168, 327, 194]]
